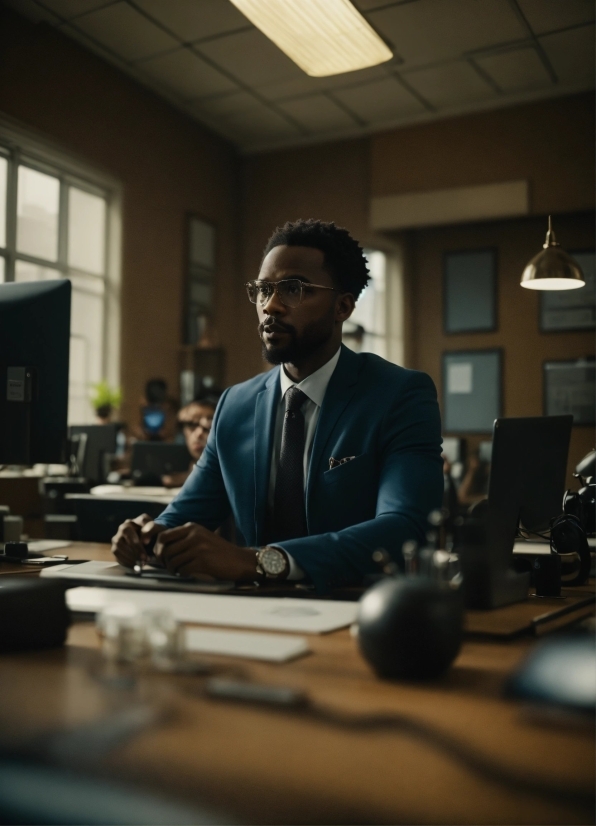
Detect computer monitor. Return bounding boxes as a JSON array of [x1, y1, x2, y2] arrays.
[[131, 442, 191, 485], [462, 415, 572, 608], [0, 280, 71, 464], [68, 424, 119, 485]]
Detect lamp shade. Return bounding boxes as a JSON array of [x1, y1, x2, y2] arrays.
[[521, 216, 585, 290]]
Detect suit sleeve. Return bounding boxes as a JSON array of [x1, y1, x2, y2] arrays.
[[277, 372, 444, 593], [154, 388, 232, 530]]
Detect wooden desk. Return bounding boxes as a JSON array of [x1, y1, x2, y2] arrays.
[[0, 542, 593, 825]]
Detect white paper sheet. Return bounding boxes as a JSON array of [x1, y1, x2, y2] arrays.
[[513, 541, 552, 555], [64, 585, 358, 634], [447, 362, 473, 394], [185, 628, 309, 662], [28, 540, 71, 553]]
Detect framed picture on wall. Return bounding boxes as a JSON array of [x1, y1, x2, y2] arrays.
[[443, 349, 502, 433], [443, 249, 497, 334], [543, 359, 595, 425], [540, 250, 595, 332]]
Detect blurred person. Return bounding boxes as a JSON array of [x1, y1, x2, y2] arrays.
[[134, 378, 179, 442], [162, 396, 218, 488], [457, 451, 490, 508]]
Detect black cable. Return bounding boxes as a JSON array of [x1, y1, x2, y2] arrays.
[[205, 680, 593, 811]]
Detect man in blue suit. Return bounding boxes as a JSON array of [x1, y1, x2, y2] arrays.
[[113, 219, 443, 592]]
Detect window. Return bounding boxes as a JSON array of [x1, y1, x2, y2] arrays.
[[0, 129, 119, 425], [343, 248, 404, 365], [184, 215, 215, 345]]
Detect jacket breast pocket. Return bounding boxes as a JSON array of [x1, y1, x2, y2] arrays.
[[323, 453, 370, 486]]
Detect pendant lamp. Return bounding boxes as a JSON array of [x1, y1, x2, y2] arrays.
[[521, 216, 585, 290]]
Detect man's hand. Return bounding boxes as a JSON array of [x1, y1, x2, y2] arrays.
[[111, 514, 167, 569], [155, 522, 257, 581]]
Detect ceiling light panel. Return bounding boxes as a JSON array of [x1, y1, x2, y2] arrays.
[[228, 0, 392, 77]]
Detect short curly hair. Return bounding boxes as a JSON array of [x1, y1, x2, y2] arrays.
[[263, 219, 370, 300]]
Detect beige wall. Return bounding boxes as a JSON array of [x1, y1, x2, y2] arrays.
[[0, 6, 240, 424]]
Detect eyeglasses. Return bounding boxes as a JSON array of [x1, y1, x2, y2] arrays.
[[180, 419, 211, 433], [245, 278, 337, 308]]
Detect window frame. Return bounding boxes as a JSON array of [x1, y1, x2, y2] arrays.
[[0, 116, 122, 424]]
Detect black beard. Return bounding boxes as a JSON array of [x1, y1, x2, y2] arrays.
[[259, 309, 335, 366]]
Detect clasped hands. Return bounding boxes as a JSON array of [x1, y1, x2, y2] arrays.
[[111, 514, 258, 581]]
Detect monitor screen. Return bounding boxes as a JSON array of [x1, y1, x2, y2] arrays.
[[0, 280, 71, 464]]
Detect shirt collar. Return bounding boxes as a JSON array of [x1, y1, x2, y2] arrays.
[[279, 347, 341, 408]]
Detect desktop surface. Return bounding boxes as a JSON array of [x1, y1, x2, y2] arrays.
[[0, 542, 593, 824]]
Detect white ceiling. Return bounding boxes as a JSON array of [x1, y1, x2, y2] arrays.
[[4, 0, 595, 153]]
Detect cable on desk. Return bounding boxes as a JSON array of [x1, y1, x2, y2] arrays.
[[205, 678, 593, 811]]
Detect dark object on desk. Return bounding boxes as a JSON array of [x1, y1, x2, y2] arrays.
[[65, 495, 166, 543], [44, 513, 78, 540], [532, 552, 561, 597], [0, 578, 69, 651], [459, 415, 572, 609], [2, 541, 28, 561], [68, 424, 119, 486], [357, 576, 464, 680], [131, 442, 191, 486], [0, 280, 71, 464], [550, 512, 591, 586], [41, 476, 89, 515], [563, 448, 596, 536], [505, 635, 596, 714]]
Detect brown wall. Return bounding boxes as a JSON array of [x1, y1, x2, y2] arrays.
[[371, 94, 595, 215], [0, 6, 240, 423], [404, 212, 595, 481]]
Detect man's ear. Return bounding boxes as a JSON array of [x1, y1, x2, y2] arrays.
[[336, 292, 355, 323]]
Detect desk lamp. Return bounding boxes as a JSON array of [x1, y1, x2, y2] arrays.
[[520, 216, 585, 290]]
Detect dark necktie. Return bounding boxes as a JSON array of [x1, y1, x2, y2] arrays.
[[271, 385, 308, 542]]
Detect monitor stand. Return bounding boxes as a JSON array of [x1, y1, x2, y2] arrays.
[[459, 517, 530, 610]]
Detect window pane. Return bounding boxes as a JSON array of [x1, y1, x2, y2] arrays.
[[15, 260, 61, 282], [189, 217, 215, 269], [345, 250, 387, 358], [0, 256, 4, 283], [17, 166, 60, 261], [69, 287, 104, 423], [68, 271, 105, 296], [0, 156, 7, 248], [68, 187, 106, 275]]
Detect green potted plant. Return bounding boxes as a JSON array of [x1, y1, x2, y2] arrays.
[[90, 381, 122, 424]]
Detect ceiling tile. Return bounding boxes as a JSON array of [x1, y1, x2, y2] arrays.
[[33, 0, 113, 20], [333, 75, 425, 122], [405, 60, 495, 108], [133, 0, 250, 43], [476, 46, 552, 92], [1, 0, 63, 24], [197, 28, 304, 87], [278, 95, 358, 132], [517, 0, 594, 36], [139, 47, 236, 99], [256, 64, 389, 102], [539, 24, 595, 86], [215, 103, 300, 144], [191, 90, 258, 118], [369, 0, 527, 69], [72, 2, 178, 62]]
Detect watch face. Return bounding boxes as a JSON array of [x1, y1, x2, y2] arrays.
[[261, 547, 287, 576]]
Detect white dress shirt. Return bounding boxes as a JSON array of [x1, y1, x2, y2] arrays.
[[268, 347, 341, 579]]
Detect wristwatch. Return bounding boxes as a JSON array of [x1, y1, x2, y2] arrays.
[[256, 546, 289, 580]]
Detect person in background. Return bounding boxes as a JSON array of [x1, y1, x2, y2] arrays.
[[134, 378, 179, 442], [162, 395, 219, 488], [457, 451, 490, 508]]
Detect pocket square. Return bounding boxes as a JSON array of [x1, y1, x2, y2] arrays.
[[329, 455, 356, 470]]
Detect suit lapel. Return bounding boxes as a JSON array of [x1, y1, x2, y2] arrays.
[[253, 367, 280, 545], [306, 345, 361, 510]]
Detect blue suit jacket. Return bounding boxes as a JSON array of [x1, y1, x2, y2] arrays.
[[156, 345, 443, 592]]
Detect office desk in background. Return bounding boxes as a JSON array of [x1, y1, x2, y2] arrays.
[[0, 542, 594, 824]]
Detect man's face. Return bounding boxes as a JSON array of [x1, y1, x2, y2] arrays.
[[256, 245, 343, 365], [179, 404, 214, 460]]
